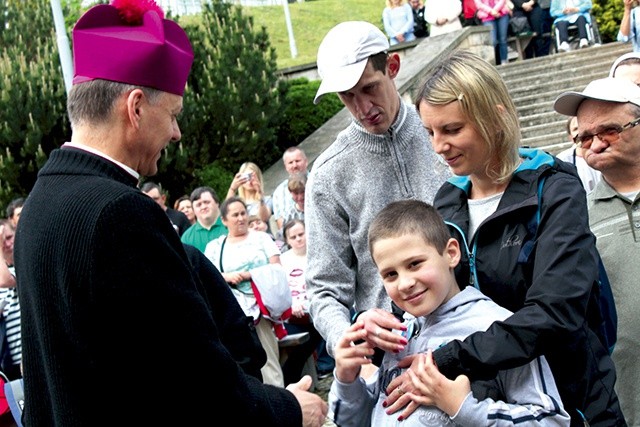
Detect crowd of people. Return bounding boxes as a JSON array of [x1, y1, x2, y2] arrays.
[[1, 0, 639, 426], [385, 0, 612, 64]]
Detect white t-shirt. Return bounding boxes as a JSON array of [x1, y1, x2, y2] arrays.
[[280, 250, 308, 312], [468, 192, 503, 240]]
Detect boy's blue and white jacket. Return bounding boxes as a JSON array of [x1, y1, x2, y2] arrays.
[[328, 286, 570, 426]]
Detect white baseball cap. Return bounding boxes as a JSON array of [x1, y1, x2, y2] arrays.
[[608, 52, 640, 77], [553, 77, 640, 116], [314, 21, 389, 104]]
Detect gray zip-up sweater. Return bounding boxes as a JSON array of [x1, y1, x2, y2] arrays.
[[305, 98, 450, 357], [328, 287, 571, 426]]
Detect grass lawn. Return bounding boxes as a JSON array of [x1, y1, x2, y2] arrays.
[[241, 0, 384, 69]]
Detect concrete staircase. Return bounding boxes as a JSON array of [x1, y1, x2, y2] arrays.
[[498, 41, 632, 155]]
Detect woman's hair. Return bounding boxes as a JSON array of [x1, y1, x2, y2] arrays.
[[414, 50, 521, 184], [67, 80, 162, 128], [237, 162, 264, 200], [282, 219, 305, 244], [174, 195, 190, 210], [386, 0, 405, 7], [220, 196, 247, 219], [368, 200, 450, 259]]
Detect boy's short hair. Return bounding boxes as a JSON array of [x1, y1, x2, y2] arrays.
[[287, 173, 307, 193], [247, 215, 261, 225], [368, 200, 450, 259]]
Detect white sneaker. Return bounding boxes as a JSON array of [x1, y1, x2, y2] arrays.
[[559, 41, 571, 52], [579, 38, 589, 48]]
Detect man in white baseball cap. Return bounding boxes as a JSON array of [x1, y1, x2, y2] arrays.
[[306, 21, 449, 371], [609, 51, 640, 85], [555, 76, 640, 426]]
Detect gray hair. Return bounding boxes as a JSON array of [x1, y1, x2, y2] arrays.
[[67, 79, 163, 128]]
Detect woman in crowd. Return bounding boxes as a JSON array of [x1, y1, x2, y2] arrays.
[[174, 195, 196, 225], [204, 197, 284, 387], [424, 0, 463, 36], [0, 220, 21, 381], [474, 0, 510, 64], [226, 162, 272, 224], [383, 0, 416, 45], [279, 219, 324, 386], [369, 50, 624, 426]]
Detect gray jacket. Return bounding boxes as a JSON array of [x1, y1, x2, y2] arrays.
[[328, 287, 571, 426]]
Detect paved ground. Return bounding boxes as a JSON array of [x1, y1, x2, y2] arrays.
[[313, 373, 338, 427]]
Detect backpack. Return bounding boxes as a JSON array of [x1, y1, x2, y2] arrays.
[[524, 175, 617, 355]]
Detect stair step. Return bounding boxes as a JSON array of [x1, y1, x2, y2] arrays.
[[501, 41, 636, 158], [503, 41, 633, 158]]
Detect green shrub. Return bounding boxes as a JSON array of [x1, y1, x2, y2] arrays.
[[155, 0, 284, 200], [275, 77, 344, 151], [0, 0, 69, 208]]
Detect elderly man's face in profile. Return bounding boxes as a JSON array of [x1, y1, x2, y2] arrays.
[[137, 91, 183, 177]]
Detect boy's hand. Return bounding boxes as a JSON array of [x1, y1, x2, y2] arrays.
[[334, 322, 375, 383], [406, 350, 470, 416]]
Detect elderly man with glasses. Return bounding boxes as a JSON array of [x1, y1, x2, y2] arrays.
[[555, 76, 640, 427]]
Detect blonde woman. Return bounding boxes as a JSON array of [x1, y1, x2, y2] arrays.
[[382, 0, 416, 45], [381, 49, 624, 426], [226, 162, 272, 224]]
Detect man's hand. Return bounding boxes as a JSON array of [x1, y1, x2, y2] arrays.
[[287, 375, 329, 427], [334, 322, 375, 383], [406, 351, 470, 416], [356, 308, 407, 354]]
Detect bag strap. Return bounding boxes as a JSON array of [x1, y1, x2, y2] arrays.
[[218, 236, 227, 273]]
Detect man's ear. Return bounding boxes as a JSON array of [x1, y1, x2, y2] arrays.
[[387, 53, 401, 78], [126, 88, 145, 128]]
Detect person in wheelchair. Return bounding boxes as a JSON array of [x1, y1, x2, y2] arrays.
[[550, 0, 592, 51]]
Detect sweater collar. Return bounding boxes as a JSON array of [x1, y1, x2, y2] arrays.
[[346, 96, 418, 153]]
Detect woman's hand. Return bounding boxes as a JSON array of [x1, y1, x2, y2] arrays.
[[356, 308, 407, 353], [292, 303, 306, 318], [223, 271, 248, 285], [227, 173, 251, 197]]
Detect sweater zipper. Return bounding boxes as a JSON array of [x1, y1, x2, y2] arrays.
[[387, 125, 412, 196]]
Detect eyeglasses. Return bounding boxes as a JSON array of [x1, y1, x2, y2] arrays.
[[573, 117, 640, 147]]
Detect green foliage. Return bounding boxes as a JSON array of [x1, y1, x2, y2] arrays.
[[194, 161, 235, 202], [592, 0, 624, 43], [275, 77, 343, 150], [156, 0, 284, 200], [0, 0, 69, 208]]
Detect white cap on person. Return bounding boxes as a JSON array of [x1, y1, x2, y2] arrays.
[[553, 77, 640, 116], [314, 21, 389, 104], [609, 52, 640, 77]]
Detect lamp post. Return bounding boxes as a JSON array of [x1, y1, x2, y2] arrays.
[[281, 0, 297, 58], [50, 0, 74, 95]]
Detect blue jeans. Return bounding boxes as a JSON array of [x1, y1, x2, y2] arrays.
[[484, 14, 509, 64]]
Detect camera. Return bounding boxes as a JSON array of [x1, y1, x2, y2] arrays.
[[241, 172, 253, 181]]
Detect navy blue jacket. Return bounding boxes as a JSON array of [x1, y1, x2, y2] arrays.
[[432, 149, 625, 427]]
